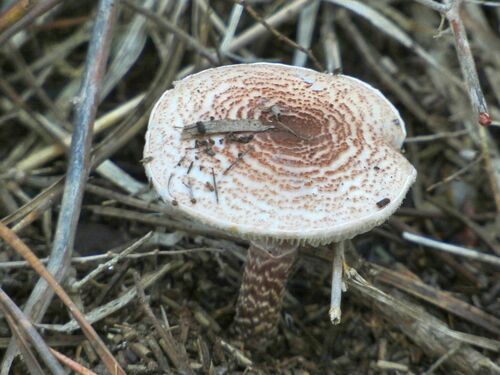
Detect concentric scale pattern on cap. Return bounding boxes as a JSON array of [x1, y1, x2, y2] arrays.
[[144, 63, 416, 246]]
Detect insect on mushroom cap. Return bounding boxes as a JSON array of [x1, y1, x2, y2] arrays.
[[144, 63, 416, 246]]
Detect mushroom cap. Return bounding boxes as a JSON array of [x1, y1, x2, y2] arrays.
[[144, 63, 416, 246]]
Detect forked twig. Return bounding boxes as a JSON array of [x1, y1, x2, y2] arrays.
[[446, 0, 490, 126], [72, 231, 154, 290], [415, 0, 500, 210]]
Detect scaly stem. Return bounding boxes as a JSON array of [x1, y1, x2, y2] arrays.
[[233, 240, 298, 350]]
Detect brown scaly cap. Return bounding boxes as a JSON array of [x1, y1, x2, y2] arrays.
[[144, 63, 416, 246]]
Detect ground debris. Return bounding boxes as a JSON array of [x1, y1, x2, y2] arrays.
[[0, 1, 499, 374]]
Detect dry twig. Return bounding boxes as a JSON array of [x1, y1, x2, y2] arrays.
[[0, 221, 125, 374], [0, 0, 64, 45], [1, 1, 119, 371], [0, 288, 65, 375], [234, 0, 324, 71], [133, 271, 194, 375], [403, 231, 500, 267]]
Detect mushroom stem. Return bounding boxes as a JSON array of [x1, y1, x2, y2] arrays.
[[233, 240, 298, 350], [329, 241, 345, 324]]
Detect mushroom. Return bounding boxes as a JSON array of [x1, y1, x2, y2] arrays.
[[143, 63, 416, 350]]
